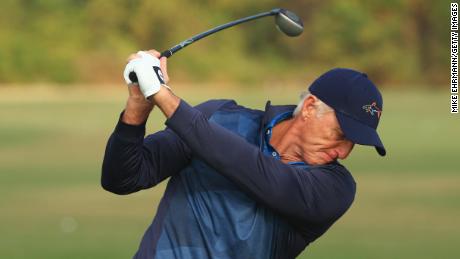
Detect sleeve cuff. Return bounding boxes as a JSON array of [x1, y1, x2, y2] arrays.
[[165, 100, 199, 135], [114, 111, 146, 140]]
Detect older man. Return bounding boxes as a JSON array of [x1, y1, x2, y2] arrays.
[[101, 50, 385, 259]]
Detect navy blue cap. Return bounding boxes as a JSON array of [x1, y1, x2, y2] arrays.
[[309, 68, 386, 156]]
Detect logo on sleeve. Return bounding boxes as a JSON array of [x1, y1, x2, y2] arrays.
[[362, 102, 382, 118]]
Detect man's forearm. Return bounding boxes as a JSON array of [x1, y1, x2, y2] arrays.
[[152, 86, 181, 119], [122, 91, 154, 125], [121, 85, 178, 125], [122, 104, 151, 125], [102, 109, 192, 195]]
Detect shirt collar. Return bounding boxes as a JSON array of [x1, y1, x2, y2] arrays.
[[262, 103, 307, 166], [262, 101, 297, 129]]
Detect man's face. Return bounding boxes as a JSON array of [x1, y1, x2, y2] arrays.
[[299, 98, 355, 165]]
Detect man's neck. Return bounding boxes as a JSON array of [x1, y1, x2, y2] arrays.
[[269, 118, 304, 163]]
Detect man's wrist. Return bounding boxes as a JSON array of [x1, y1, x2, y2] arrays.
[[122, 106, 152, 125], [152, 86, 180, 119], [122, 111, 146, 125]]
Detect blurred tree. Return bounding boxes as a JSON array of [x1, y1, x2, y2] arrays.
[[0, 0, 450, 87]]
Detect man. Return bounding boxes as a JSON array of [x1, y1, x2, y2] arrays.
[[101, 50, 386, 258]]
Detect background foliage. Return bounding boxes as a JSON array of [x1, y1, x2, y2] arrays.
[[0, 0, 449, 86]]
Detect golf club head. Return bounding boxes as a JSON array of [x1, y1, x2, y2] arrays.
[[274, 9, 304, 37]]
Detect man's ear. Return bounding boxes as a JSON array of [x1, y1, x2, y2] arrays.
[[301, 95, 317, 119]]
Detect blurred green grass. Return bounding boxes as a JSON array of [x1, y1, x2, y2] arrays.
[[0, 85, 458, 258]]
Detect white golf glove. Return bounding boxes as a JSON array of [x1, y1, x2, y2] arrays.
[[123, 51, 167, 98]]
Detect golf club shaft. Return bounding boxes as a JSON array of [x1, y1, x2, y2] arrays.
[[160, 9, 280, 58], [129, 9, 281, 82]]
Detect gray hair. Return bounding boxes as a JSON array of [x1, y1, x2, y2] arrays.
[[293, 90, 334, 117]]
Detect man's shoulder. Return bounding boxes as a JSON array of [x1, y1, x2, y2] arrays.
[[194, 99, 262, 118]]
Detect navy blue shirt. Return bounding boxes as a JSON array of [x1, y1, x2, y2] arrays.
[[101, 99, 356, 259]]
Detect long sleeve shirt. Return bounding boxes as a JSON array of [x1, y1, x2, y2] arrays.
[[101, 99, 356, 259]]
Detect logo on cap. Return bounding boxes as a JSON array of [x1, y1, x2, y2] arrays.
[[362, 102, 382, 118]]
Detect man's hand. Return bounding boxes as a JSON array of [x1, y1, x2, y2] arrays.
[[123, 50, 169, 97], [122, 50, 170, 125]]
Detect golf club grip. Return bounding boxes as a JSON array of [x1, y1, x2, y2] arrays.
[[161, 50, 172, 58], [128, 50, 171, 83]]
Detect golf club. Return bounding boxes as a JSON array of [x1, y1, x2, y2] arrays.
[[129, 8, 303, 82]]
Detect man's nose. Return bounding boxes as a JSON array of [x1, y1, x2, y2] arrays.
[[336, 140, 354, 159]]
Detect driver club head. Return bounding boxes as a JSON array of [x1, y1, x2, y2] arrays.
[[274, 9, 304, 37]]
